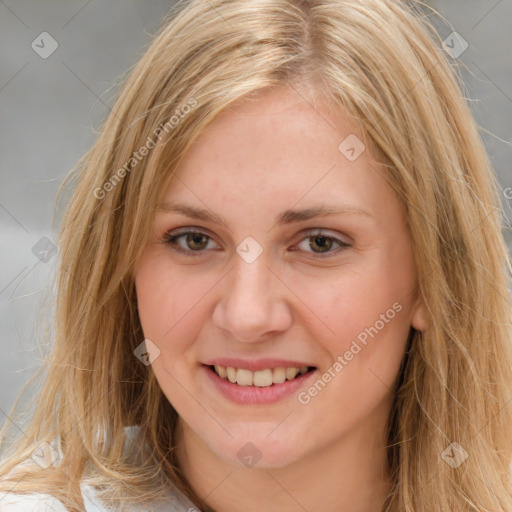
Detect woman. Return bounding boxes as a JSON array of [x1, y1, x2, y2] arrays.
[[1, 0, 511, 511]]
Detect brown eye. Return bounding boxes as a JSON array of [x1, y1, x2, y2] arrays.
[[185, 232, 209, 250], [309, 235, 334, 253], [295, 230, 351, 258], [162, 229, 219, 257]]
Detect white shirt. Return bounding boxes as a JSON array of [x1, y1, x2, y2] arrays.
[[0, 482, 196, 511], [0, 426, 198, 512]]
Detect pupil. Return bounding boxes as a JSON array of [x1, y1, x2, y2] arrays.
[[187, 233, 207, 250], [311, 236, 331, 253]]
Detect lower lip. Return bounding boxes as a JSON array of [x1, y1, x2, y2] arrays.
[[202, 365, 316, 404]]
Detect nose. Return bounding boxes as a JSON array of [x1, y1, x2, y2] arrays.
[[211, 252, 293, 343]]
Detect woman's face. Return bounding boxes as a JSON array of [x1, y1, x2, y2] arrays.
[[134, 85, 427, 469]]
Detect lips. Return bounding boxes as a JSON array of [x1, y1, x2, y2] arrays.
[[202, 362, 317, 404], [203, 358, 315, 372], [202, 357, 316, 394]]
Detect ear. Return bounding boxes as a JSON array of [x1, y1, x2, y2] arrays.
[[411, 296, 429, 332]]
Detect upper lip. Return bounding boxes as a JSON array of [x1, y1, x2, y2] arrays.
[[202, 358, 315, 372]]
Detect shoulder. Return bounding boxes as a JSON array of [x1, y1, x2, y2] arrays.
[[0, 483, 115, 512], [1, 480, 194, 512], [1, 426, 195, 512], [81, 482, 197, 512], [0, 483, 111, 512], [0, 492, 69, 511]]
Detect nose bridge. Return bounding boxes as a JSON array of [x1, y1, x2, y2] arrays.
[[212, 248, 291, 341], [230, 252, 272, 312]]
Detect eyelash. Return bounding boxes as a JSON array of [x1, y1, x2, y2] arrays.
[[160, 228, 351, 259]]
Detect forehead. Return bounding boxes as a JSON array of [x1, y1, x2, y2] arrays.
[[161, 86, 393, 221]]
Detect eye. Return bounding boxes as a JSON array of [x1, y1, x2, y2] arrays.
[[293, 229, 351, 258], [161, 228, 220, 257], [161, 227, 351, 259]]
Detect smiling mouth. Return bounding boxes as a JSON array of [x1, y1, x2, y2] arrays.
[[208, 364, 316, 387]]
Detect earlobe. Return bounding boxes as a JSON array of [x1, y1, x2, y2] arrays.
[[411, 297, 429, 332]]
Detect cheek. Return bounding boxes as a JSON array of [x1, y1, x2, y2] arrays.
[[294, 266, 411, 434], [134, 255, 217, 361], [289, 251, 414, 399], [134, 258, 205, 406], [292, 263, 410, 347]]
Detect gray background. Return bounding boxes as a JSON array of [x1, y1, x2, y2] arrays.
[[1, 0, 511, 431]]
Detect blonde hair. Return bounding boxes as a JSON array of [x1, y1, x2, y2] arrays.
[[1, 0, 511, 510]]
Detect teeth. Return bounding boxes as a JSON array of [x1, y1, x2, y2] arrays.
[[272, 367, 286, 383], [212, 365, 310, 387], [226, 366, 237, 383], [236, 368, 253, 386], [285, 367, 300, 380], [215, 365, 227, 379], [253, 369, 273, 387]]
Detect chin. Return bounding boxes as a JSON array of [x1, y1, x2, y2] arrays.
[[206, 426, 307, 469]]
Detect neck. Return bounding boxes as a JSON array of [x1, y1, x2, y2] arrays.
[[175, 405, 393, 512]]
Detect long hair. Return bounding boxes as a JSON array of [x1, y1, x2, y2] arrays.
[[1, 1, 511, 511]]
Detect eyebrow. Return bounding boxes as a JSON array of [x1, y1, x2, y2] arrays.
[[157, 201, 373, 228]]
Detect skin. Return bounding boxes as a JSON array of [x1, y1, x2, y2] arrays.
[[134, 84, 428, 512]]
